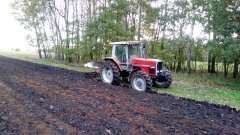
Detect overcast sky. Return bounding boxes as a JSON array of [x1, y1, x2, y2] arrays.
[[0, 0, 36, 51]]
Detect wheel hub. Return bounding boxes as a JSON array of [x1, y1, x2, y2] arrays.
[[133, 77, 145, 91], [136, 79, 143, 88], [102, 67, 113, 83]]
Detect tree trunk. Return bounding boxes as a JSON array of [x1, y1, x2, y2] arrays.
[[63, 0, 70, 62], [160, 0, 169, 50], [186, 47, 192, 74], [43, 28, 49, 59], [177, 48, 182, 72], [33, 22, 42, 59], [186, 0, 195, 74], [210, 55, 215, 73], [38, 26, 48, 59], [233, 59, 239, 78], [138, 5, 142, 41], [207, 13, 211, 73], [194, 56, 197, 72], [208, 51, 211, 73], [223, 58, 227, 78], [75, 2, 80, 63], [173, 55, 176, 70], [43, 47, 47, 59], [49, 0, 63, 61], [38, 49, 42, 59], [90, 52, 93, 60]]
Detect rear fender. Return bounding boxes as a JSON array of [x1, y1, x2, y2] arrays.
[[104, 57, 122, 71]]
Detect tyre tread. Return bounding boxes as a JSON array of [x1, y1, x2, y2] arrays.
[[131, 70, 152, 91]]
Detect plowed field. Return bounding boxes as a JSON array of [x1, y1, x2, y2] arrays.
[[0, 56, 239, 135]]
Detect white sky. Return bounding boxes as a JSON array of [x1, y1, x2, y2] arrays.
[[0, 0, 36, 51]]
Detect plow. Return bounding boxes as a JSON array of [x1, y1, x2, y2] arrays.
[[85, 41, 172, 92]]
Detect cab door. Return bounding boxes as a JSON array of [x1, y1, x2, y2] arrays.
[[114, 45, 128, 70]]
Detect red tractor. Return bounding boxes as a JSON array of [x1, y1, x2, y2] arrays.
[[99, 41, 172, 92]]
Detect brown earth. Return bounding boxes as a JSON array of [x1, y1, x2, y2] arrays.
[[0, 56, 240, 135]]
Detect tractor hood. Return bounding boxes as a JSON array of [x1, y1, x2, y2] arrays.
[[131, 58, 161, 67], [131, 58, 163, 77]]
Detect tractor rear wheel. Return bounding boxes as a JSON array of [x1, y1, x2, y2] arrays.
[[153, 70, 172, 88], [130, 71, 152, 92], [100, 60, 120, 85]]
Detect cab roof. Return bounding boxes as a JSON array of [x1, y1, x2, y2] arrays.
[[110, 41, 141, 46]]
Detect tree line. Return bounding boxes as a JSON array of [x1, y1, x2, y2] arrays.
[[12, 0, 239, 78]]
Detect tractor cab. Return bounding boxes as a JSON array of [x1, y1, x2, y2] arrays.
[[110, 41, 146, 70]]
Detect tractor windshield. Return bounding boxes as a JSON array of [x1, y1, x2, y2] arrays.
[[129, 45, 145, 59]]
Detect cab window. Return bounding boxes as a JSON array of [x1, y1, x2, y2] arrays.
[[115, 46, 127, 63], [129, 45, 143, 59]]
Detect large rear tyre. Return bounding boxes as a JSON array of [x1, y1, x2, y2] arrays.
[[153, 70, 172, 88], [100, 61, 120, 85], [130, 71, 152, 92]]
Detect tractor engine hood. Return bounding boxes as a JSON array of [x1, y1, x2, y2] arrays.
[[131, 58, 163, 77], [131, 58, 160, 67]]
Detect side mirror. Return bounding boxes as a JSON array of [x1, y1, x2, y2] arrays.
[[141, 42, 148, 59], [142, 40, 148, 49], [142, 43, 148, 50], [143, 44, 146, 49]]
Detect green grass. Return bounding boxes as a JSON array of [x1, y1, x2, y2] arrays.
[[1, 50, 240, 109], [156, 72, 240, 109], [0, 51, 94, 72]]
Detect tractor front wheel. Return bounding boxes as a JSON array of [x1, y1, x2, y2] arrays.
[[131, 71, 152, 92], [153, 70, 172, 88], [100, 61, 120, 85]]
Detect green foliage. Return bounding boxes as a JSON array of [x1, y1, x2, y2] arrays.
[[192, 39, 205, 62], [12, 0, 239, 78], [54, 45, 64, 59], [80, 0, 152, 61], [154, 40, 178, 64], [64, 48, 78, 60]]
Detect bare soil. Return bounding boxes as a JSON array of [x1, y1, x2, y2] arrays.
[[0, 56, 240, 135]]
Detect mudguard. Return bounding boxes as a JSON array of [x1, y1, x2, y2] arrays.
[[104, 57, 122, 71]]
